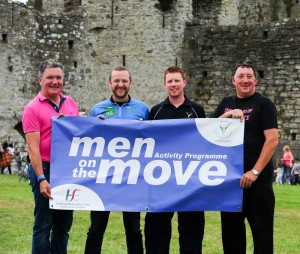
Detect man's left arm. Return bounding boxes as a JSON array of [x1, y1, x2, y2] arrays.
[[240, 128, 278, 188]]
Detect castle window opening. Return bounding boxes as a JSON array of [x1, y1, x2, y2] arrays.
[[163, 15, 165, 28], [175, 58, 178, 66], [74, 62, 77, 68], [192, 0, 198, 16], [258, 70, 264, 78], [111, 0, 114, 27], [2, 34, 8, 43], [263, 31, 268, 39], [123, 55, 126, 66], [68, 40, 74, 49], [291, 133, 297, 141], [58, 19, 62, 24], [155, 0, 175, 12], [34, 0, 42, 11], [64, 1, 71, 11], [203, 71, 208, 77]]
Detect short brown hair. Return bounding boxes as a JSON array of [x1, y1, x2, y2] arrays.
[[164, 66, 186, 81], [109, 66, 132, 82]]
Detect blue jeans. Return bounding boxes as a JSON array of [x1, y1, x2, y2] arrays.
[[85, 211, 143, 254], [29, 163, 73, 254], [281, 166, 291, 184]]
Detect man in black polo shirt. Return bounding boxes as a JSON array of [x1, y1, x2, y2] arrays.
[[144, 66, 206, 254]]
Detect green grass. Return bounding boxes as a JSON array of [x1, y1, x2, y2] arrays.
[[0, 175, 299, 253]]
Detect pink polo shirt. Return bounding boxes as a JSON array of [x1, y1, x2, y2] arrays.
[[22, 92, 79, 162]]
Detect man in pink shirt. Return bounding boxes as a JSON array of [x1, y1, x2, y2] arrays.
[[22, 59, 80, 254]]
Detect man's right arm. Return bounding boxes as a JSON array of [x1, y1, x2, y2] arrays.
[[25, 131, 52, 199]]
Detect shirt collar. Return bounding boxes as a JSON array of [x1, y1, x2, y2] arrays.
[[163, 96, 191, 106], [38, 91, 66, 101], [110, 94, 131, 104]]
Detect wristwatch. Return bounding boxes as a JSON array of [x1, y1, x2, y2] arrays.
[[37, 175, 47, 183], [38, 178, 47, 183], [252, 168, 260, 176]]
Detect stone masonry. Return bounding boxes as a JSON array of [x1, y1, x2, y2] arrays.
[[0, 0, 299, 159]]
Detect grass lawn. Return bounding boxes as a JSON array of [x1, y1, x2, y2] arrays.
[[0, 174, 299, 253]]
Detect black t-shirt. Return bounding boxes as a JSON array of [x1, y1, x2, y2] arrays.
[[211, 92, 278, 182], [149, 97, 206, 120]]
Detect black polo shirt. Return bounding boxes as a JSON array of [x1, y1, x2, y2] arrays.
[[149, 96, 206, 120]]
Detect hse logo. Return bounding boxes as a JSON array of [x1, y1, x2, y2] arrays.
[[65, 189, 80, 202], [215, 121, 232, 139], [186, 112, 193, 118]]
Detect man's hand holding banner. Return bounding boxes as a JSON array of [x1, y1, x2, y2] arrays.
[[49, 117, 244, 212]]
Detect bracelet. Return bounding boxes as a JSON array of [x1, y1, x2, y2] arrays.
[[37, 175, 46, 183]]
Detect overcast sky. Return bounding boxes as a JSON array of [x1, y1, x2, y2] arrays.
[[12, 0, 27, 4]]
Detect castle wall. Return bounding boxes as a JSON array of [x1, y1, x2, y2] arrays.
[[0, 0, 193, 140], [0, 0, 299, 158], [182, 19, 300, 158]]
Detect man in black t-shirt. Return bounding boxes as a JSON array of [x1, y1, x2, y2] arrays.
[[211, 61, 278, 254], [144, 66, 206, 254]]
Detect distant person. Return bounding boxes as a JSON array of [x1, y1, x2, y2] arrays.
[[274, 161, 282, 185], [15, 151, 22, 174], [291, 158, 300, 185], [0, 141, 12, 174], [8, 143, 15, 156], [22, 59, 80, 254], [210, 61, 278, 254], [84, 66, 148, 254], [281, 145, 294, 184], [144, 66, 206, 254]]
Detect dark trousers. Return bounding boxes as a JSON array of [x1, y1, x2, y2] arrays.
[[294, 174, 300, 185], [84, 211, 143, 254], [221, 185, 274, 254], [145, 211, 205, 254]]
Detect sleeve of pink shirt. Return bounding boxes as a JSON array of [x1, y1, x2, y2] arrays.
[[22, 103, 41, 133]]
